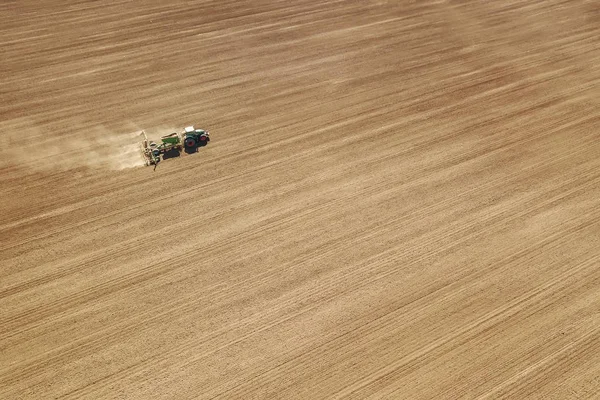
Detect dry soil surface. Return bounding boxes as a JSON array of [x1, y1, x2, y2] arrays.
[[1, 1, 599, 399]]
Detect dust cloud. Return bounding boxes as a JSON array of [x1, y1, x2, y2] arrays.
[[0, 120, 146, 171]]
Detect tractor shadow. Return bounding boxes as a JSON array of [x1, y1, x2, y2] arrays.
[[181, 141, 208, 155], [184, 141, 208, 155], [162, 148, 181, 160]]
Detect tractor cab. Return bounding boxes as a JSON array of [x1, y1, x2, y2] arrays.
[[183, 126, 210, 149]]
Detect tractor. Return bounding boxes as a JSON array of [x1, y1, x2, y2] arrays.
[[140, 126, 210, 167]]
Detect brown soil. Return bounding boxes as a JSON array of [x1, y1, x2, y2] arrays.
[[1, 1, 599, 398]]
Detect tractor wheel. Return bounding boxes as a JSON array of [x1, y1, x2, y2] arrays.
[[185, 137, 196, 148], [198, 136, 208, 147]]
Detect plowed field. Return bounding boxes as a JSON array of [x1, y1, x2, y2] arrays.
[[1, 1, 599, 398]]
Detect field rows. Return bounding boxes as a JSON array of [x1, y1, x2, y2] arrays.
[[1, 0, 599, 399]]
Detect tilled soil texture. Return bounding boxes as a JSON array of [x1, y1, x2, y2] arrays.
[[1, 1, 599, 399]]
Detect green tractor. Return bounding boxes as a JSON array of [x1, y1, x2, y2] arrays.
[[141, 126, 210, 167]]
